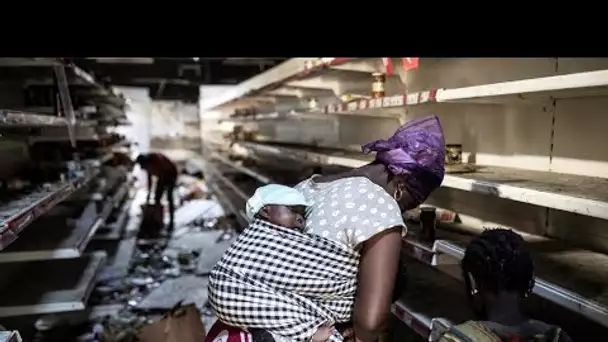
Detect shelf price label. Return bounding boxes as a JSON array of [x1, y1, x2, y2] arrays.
[[380, 95, 404, 107], [406, 93, 420, 105], [391, 95, 406, 107], [419, 91, 431, 103], [369, 98, 383, 109]]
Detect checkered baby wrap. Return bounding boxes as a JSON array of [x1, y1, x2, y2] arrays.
[[208, 219, 360, 342]]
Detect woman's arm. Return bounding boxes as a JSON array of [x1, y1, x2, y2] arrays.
[[352, 226, 403, 342]]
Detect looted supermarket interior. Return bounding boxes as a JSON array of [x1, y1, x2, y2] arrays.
[[0, 58, 607, 342]]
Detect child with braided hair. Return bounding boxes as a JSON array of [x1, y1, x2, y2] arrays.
[[440, 229, 572, 342]]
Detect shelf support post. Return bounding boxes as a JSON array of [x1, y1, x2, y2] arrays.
[[53, 64, 77, 149]]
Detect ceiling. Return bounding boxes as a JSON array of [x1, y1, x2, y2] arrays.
[[69, 58, 287, 103]]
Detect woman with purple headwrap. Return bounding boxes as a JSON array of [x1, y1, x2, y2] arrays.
[[294, 115, 445, 342], [204, 116, 445, 342]]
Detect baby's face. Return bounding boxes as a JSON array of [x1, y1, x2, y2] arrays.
[[262, 205, 307, 229]]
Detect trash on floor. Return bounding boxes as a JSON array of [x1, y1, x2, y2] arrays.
[[82, 199, 237, 342], [138, 303, 206, 342], [173, 199, 225, 228], [136, 276, 209, 311]]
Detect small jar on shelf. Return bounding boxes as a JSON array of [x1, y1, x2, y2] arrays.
[[371, 72, 386, 98]]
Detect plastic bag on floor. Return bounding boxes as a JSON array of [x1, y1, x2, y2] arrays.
[[174, 200, 224, 227]]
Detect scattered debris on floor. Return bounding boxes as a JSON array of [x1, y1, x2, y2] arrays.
[[21, 176, 237, 342]]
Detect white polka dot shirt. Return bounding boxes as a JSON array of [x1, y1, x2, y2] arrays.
[[295, 176, 407, 249]]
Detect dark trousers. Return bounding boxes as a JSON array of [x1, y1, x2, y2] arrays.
[[155, 175, 176, 231]]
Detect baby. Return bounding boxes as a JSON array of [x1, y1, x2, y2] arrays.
[[245, 184, 334, 342]]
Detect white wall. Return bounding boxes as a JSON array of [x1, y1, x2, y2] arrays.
[[115, 86, 153, 156]]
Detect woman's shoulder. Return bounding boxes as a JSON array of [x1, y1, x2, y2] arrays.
[[296, 175, 385, 194], [297, 176, 406, 248], [296, 176, 398, 210]]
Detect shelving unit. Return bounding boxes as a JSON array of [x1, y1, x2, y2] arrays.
[[199, 57, 608, 340], [0, 58, 133, 320], [201, 149, 608, 340], [232, 141, 608, 221], [0, 173, 97, 249], [203, 149, 608, 333], [0, 251, 107, 317]]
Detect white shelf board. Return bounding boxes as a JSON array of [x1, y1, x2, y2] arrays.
[[0, 251, 106, 317], [94, 198, 132, 241], [436, 69, 608, 103], [28, 133, 102, 143], [0, 58, 57, 67], [235, 142, 608, 221], [0, 170, 99, 250], [227, 110, 402, 123], [206, 182, 248, 224], [205, 164, 249, 201], [432, 239, 608, 329], [199, 58, 351, 111], [391, 300, 450, 341], [0, 110, 67, 127], [0, 196, 115, 263], [210, 153, 272, 184], [200, 59, 311, 111], [316, 69, 608, 114]]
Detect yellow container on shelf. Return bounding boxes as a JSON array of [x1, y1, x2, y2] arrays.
[[371, 72, 386, 98], [445, 144, 463, 165]]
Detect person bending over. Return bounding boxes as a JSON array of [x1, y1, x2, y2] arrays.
[[135, 153, 178, 231], [440, 229, 572, 342]]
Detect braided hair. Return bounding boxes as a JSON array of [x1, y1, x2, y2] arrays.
[[461, 228, 535, 300]]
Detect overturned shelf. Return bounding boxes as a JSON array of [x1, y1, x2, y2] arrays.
[[0, 251, 106, 317], [234, 141, 608, 221]]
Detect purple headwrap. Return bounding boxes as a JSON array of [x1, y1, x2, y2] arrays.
[[362, 115, 445, 204]]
